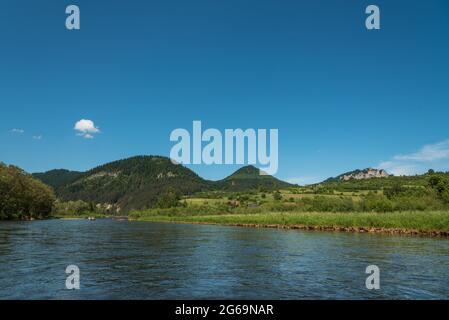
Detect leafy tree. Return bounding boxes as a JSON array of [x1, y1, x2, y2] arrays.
[[156, 188, 181, 208], [428, 174, 449, 203], [0, 163, 55, 220], [273, 191, 282, 201]]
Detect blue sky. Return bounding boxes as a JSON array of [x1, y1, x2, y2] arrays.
[[1, 0, 449, 183]]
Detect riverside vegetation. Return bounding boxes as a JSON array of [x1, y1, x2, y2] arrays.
[[0, 163, 54, 220], [127, 178, 449, 235], [2, 157, 449, 236]]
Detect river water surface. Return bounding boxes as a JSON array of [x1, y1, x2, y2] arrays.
[[0, 219, 448, 299]]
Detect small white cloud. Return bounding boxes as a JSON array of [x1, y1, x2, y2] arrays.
[[33, 135, 43, 140], [378, 139, 449, 176], [74, 119, 100, 139], [10, 128, 24, 134]]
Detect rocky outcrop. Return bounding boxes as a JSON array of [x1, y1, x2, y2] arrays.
[[340, 168, 390, 181]]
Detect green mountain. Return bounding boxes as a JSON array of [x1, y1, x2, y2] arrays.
[[33, 157, 293, 211], [33, 169, 83, 189], [215, 165, 293, 191], [36, 156, 212, 212]]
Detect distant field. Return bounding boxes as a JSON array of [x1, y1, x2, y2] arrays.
[[182, 189, 377, 209], [184, 198, 225, 205]]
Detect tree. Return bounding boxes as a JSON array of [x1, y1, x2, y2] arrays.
[[273, 191, 282, 201], [156, 187, 181, 208], [428, 174, 449, 203], [0, 163, 55, 220]]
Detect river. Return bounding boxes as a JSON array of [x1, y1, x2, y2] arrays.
[[0, 219, 448, 299]]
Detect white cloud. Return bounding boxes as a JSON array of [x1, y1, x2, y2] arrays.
[[392, 140, 449, 162], [378, 139, 449, 176], [74, 119, 100, 139], [10, 128, 24, 134], [33, 135, 43, 140]]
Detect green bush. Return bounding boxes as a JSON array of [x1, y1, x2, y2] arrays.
[[273, 191, 282, 201]]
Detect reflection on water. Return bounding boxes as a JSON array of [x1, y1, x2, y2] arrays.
[[0, 219, 448, 299]]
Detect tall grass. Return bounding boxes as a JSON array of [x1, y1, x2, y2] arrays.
[[132, 211, 449, 232]]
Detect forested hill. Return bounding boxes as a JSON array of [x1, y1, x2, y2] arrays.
[[216, 165, 293, 191], [33, 169, 83, 189], [36, 156, 212, 212], [32, 156, 294, 212]]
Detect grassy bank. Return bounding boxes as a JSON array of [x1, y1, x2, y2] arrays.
[[52, 213, 113, 219], [130, 211, 449, 236]]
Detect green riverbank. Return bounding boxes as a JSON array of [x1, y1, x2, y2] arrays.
[[52, 213, 113, 220], [129, 211, 449, 237]]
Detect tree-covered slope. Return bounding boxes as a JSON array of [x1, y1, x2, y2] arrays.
[[215, 165, 294, 191], [33, 169, 83, 189], [46, 156, 212, 212], [33, 159, 294, 211]]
